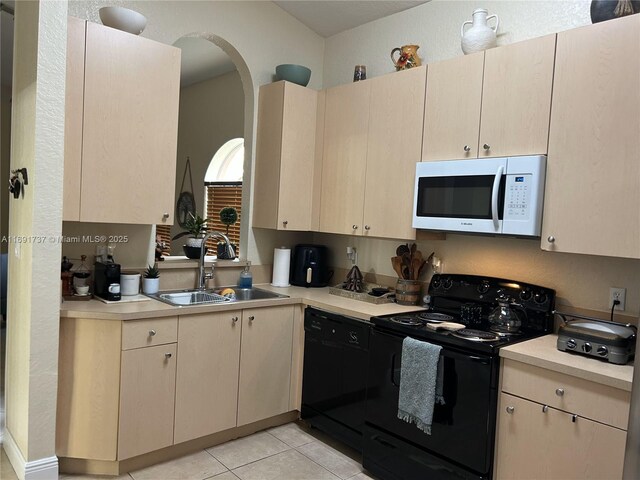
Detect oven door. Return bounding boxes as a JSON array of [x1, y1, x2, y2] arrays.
[[413, 158, 507, 234], [365, 328, 499, 476]]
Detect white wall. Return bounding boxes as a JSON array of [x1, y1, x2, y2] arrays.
[[172, 70, 244, 254], [323, 0, 591, 87]]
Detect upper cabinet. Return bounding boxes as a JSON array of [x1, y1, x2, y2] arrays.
[[63, 19, 181, 225], [319, 67, 426, 239], [252, 81, 321, 231], [541, 15, 640, 259], [422, 35, 556, 161]]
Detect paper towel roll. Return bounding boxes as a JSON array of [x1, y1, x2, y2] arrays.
[[271, 247, 291, 287]]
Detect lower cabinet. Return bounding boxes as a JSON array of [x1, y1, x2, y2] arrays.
[[495, 360, 629, 480]]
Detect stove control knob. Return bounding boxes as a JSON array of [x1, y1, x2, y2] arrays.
[[443, 277, 453, 290], [432, 277, 441, 289], [566, 339, 577, 349], [582, 342, 592, 353], [519, 289, 532, 301], [534, 292, 548, 304], [597, 345, 608, 357], [478, 281, 491, 294]]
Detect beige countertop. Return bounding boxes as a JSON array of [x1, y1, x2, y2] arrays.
[[60, 283, 423, 321], [500, 334, 634, 391]]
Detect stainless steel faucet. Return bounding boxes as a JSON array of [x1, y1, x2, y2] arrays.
[[197, 231, 235, 290]]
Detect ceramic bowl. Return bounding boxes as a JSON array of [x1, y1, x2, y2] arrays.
[[99, 6, 147, 35], [275, 64, 311, 86]]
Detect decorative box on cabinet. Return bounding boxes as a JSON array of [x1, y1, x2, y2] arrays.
[[63, 18, 180, 225], [319, 67, 426, 239], [541, 15, 640, 259], [422, 35, 555, 161], [495, 359, 629, 479], [252, 81, 322, 231]]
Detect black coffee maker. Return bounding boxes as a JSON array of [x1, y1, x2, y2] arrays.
[[94, 261, 121, 301]]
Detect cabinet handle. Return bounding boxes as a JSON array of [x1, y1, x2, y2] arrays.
[[248, 315, 255, 322], [232, 316, 238, 324], [162, 212, 169, 221], [572, 414, 578, 423], [555, 388, 565, 397], [352, 225, 358, 230], [164, 352, 172, 359], [506, 406, 515, 414], [542, 405, 548, 413], [364, 225, 371, 231], [464, 145, 471, 152], [282, 220, 288, 227], [547, 236, 555, 243], [483, 143, 491, 151], [149, 329, 156, 336]]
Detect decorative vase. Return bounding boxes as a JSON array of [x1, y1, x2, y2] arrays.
[[390, 45, 422, 71], [590, 0, 640, 23], [183, 245, 201, 259], [217, 243, 237, 260], [142, 277, 160, 295], [186, 236, 204, 248], [461, 8, 499, 55]]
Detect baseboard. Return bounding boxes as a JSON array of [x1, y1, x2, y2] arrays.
[[2, 429, 59, 480]]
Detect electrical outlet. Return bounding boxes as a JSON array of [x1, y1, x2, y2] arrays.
[[609, 287, 626, 311]]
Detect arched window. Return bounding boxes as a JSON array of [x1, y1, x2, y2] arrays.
[[204, 138, 244, 256]]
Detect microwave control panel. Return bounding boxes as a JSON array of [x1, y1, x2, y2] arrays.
[[504, 174, 531, 220]]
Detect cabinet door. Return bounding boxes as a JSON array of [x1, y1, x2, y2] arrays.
[[363, 67, 425, 239], [319, 81, 371, 235], [479, 34, 556, 158], [237, 306, 294, 426], [542, 15, 640, 258], [80, 22, 180, 225], [423, 53, 484, 161], [174, 311, 242, 444], [496, 393, 626, 480], [62, 17, 85, 221], [118, 344, 177, 459]]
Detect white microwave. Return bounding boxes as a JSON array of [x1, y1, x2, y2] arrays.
[[412, 155, 546, 237]]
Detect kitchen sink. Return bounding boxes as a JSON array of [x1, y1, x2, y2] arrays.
[[149, 287, 287, 307]]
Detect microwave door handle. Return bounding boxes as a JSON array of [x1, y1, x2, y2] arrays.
[[491, 165, 504, 230]]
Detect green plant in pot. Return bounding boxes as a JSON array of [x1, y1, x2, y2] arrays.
[[217, 207, 238, 259], [172, 212, 209, 259], [142, 264, 160, 295]]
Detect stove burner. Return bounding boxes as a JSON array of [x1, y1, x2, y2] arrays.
[[389, 316, 424, 326], [452, 328, 500, 342], [418, 312, 454, 323]]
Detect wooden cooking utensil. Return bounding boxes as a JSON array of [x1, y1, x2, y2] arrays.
[[391, 256, 404, 278]]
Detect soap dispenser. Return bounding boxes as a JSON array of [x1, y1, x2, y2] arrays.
[[238, 262, 252, 289]]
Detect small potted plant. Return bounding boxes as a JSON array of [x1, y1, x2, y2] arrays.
[[217, 206, 238, 259], [172, 212, 209, 259], [142, 264, 160, 294]]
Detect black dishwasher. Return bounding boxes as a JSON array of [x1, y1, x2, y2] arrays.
[[301, 307, 371, 452]]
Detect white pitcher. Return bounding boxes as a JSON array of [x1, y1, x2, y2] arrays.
[[461, 8, 499, 55]]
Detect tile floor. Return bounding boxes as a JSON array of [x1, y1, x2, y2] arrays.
[[1, 421, 377, 480]]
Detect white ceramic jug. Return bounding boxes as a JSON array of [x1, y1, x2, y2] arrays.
[[461, 8, 499, 55]]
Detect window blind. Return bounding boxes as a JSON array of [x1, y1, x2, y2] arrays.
[[205, 182, 242, 256], [155, 224, 172, 257]]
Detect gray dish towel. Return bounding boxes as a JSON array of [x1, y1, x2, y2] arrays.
[[397, 337, 445, 435]]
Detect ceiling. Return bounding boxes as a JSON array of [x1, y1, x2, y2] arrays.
[[174, 37, 236, 88]]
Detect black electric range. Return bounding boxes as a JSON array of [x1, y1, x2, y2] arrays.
[[364, 274, 555, 480]]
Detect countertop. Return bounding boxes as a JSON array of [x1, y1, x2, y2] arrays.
[[59, 284, 423, 321], [500, 334, 634, 391]]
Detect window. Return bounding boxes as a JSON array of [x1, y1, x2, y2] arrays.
[[204, 138, 244, 255]]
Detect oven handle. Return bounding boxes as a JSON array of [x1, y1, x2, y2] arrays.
[[491, 165, 504, 230], [469, 355, 491, 365], [391, 354, 400, 387]]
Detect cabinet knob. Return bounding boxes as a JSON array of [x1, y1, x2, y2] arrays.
[[506, 406, 515, 414], [164, 352, 172, 359], [364, 225, 371, 231], [149, 329, 156, 337], [483, 143, 491, 151], [232, 316, 238, 324], [555, 388, 565, 397], [547, 236, 555, 243], [162, 212, 169, 221], [572, 414, 578, 423], [464, 145, 471, 152], [282, 220, 288, 227], [542, 405, 549, 413], [248, 315, 255, 322], [352, 225, 358, 230]]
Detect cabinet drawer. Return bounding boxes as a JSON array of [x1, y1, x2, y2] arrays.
[[502, 360, 630, 429], [122, 317, 178, 350]]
